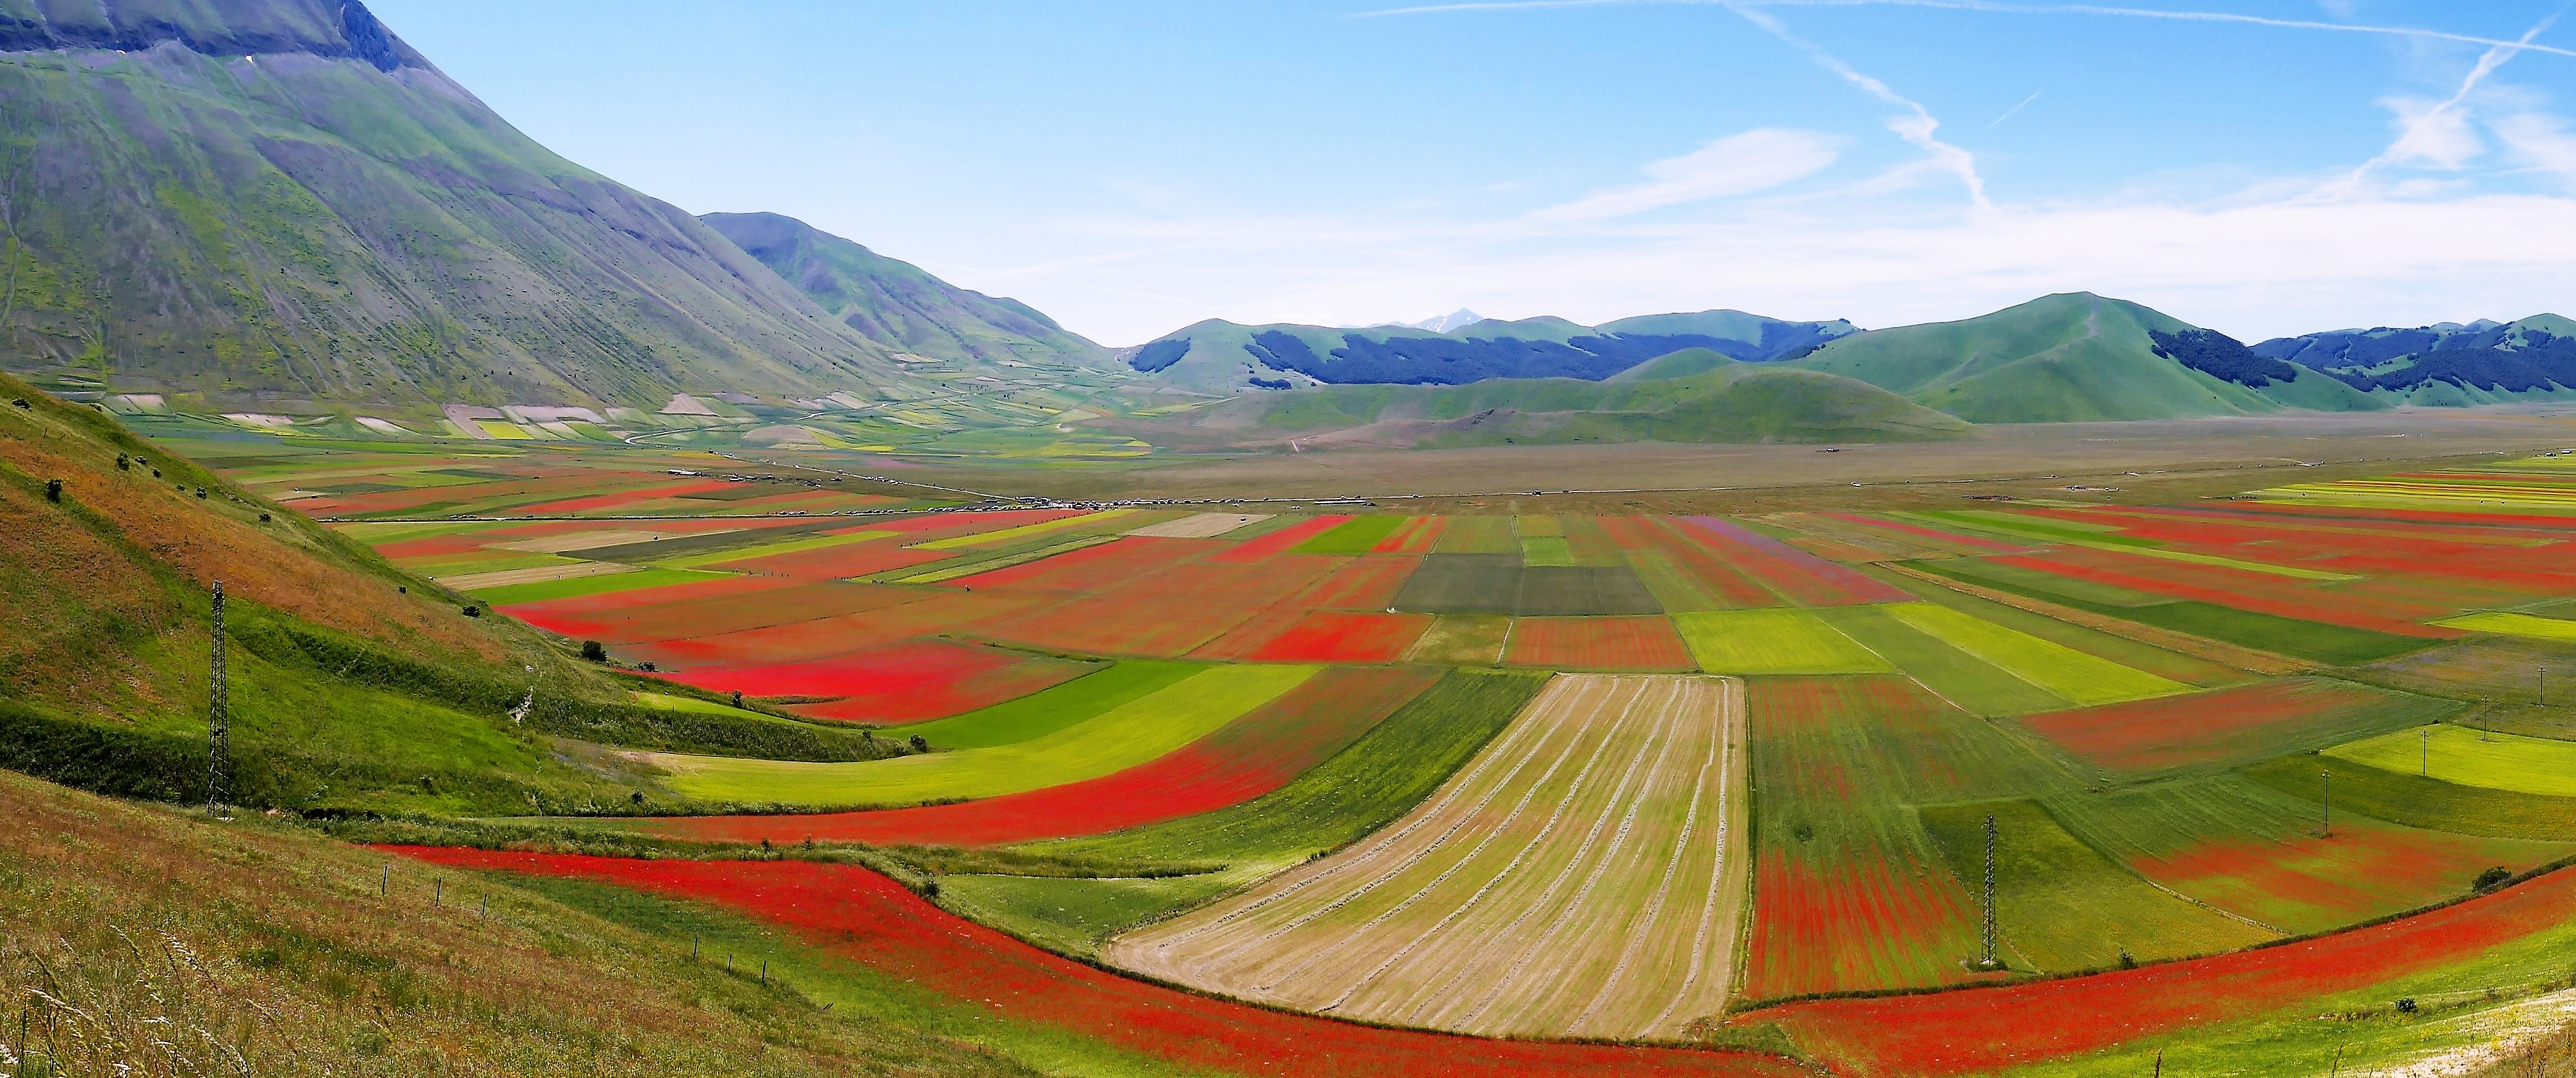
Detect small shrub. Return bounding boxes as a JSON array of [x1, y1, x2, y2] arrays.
[[461, 605, 482, 618], [2476, 866, 2514, 891], [908, 734, 930, 753], [730, 690, 744, 709], [2117, 948, 2137, 970], [580, 640, 608, 663], [10, 397, 26, 408], [2397, 997, 2419, 1013], [115, 453, 129, 470], [45, 478, 62, 502], [195, 486, 208, 499], [259, 511, 272, 522]]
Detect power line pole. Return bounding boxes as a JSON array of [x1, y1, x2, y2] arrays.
[[1981, 813, 1998, 970], [207, 581, 229, 815], [2320, 768, 2332, 838]]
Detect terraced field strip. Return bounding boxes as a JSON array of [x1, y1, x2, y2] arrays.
[[648, 663, 1317, 808], [1106, 674, 1748, 1040], [1887, 602, 2187, 706]]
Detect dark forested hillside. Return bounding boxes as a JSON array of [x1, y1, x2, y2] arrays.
[[2254, 317, 2576, 399]]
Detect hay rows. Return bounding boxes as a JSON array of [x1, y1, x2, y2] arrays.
[[1106, 674, 1749, 1039]]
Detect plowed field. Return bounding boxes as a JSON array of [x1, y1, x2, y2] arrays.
[[1107, 674, 1747, 1040]]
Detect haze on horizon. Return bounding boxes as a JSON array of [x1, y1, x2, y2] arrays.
[[372, 0, 2576, 347]]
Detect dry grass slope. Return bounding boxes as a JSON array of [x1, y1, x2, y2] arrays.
[[0, 769, 1031, 1078]]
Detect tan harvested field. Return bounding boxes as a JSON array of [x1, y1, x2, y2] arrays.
[[1126, 511, 1274, 537], [432, 560, 639, 590], [967, 408, 2576, 511], [1106, 674, 1748, 1040]]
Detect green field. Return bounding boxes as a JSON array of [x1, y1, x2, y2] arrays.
[[1917, 800, 2276, 970], [896, 661, 1198, 750], [1887, 602, 2186, 706], [651, 665, 1317, 807], [1520, 535, 1577, 566], [1292, 515, 1407, 554], [2329, 724, 2576, 797], [1677, 608, 1896, 674]]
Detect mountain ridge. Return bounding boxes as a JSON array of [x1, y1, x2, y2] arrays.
[[1127, 310, 1857, 391], [701, 211, 1110, 374]]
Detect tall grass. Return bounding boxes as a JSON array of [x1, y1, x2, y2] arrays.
[[0, 768, 1028, 1077]]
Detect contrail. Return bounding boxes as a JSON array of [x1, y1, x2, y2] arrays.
[[1719, 2, 1992, 210], [1988, 91, 2040, 129], [1355, 0, 2576, 62]]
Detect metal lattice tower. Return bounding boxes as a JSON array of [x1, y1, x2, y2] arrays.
[[1981, 813, 1998, 968], [208, 581, 229, 813]]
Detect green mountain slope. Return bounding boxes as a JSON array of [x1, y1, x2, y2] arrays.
[[1787, 293, 2381, 422], [0, 0, 922, 411], [1145, 351, 1972, 447], [702, 211, 1110, 373]]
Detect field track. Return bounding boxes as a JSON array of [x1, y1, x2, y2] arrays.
[[1106, 674, 1748, 1040]]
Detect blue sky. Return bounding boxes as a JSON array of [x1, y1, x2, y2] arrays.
[[368, 1, 2576, 345]]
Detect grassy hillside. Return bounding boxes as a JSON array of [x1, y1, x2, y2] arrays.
[[1164, 355, 1972, 447], [0, 1, 918, 411], [701, 211, 1111, 373], [0, 767, 1044, 1077], [0, 372, 900, 815], [1790, 293, 2382, 422]]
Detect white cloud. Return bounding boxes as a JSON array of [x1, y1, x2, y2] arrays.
[[977, 177, 2576, 344], [2493, 112, 2576, 185], [2375, 94, 2488, 170], [1527, 129, 1842, 221]]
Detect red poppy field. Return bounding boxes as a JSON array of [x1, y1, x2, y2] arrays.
[[379, 848, 1799, 1078]]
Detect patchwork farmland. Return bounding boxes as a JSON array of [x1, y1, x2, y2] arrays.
[[126, 433, 2576, 1075]]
